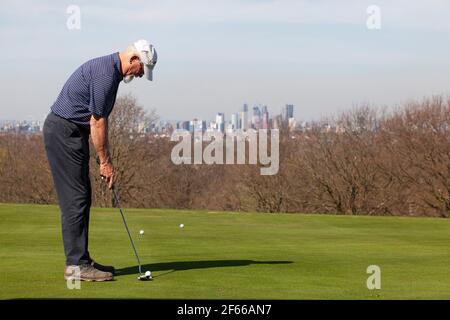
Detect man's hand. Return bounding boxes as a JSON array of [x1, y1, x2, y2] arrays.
[[99, 160, 114, 189]]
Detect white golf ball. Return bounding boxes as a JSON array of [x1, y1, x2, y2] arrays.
[[145, 271, 151, 277], [139, 230, 144, 235], [179, 224, 184, 228]]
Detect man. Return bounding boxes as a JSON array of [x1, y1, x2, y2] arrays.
[[43, 40, 157, 281]]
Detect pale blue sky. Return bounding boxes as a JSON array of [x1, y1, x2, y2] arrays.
[[1, 0, 450, 122]]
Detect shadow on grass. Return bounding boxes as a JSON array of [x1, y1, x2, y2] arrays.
[[116, 260, 293, 278]]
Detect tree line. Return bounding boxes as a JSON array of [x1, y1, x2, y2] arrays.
[[0, 94, 448, 217]]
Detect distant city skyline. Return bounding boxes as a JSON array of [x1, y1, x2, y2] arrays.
[[0, 103, 296, 134], [175, 103, 295, 134]]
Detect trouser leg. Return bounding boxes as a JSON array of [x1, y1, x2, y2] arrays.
[[43, 112, 91, 266]]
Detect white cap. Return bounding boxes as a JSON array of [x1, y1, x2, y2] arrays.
[[133, 39, 158, 81]]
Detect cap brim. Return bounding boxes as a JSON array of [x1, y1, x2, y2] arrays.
[[144, 65, 153, 81]]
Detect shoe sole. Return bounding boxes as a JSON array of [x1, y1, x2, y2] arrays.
[[64, 275, 113, 282]]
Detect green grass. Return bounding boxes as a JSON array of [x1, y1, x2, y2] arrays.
[[1, 203, 450, 299]]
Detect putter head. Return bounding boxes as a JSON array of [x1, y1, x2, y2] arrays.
[[138, 272, 153, 281]]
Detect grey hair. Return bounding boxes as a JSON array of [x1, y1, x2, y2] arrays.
[[125, 44, 139, 55]]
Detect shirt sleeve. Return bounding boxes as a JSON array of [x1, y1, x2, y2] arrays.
[[89, 75, 115, 117]]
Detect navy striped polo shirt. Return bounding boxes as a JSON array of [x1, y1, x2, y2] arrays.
[[51, 52, 123, 128]]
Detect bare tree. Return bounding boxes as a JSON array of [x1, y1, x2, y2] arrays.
[[0, 133, 55, 204], [91, 94, 159, 207], [0, 94, 448, 217]]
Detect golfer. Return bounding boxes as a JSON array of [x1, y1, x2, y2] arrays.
[[43, 40, 157, 281]]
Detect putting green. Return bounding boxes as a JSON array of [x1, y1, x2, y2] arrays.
[[1, 203, 450, 299]]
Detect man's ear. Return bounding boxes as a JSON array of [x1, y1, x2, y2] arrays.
[[130, 54, 140, 64]]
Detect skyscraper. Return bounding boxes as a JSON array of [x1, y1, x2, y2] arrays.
[[262, 106, 269, 129], [261, 105, 268, 114], [216, 113, 225, 132], [282, 104, 294, 122], [252, 105, 261, 129], [240, 104, 248, 131], [231, 113, 238, 130]]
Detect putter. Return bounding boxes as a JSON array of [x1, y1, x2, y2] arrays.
[[96, 157, 151, 280], [112, 186, 152, 280], [111, 186, 152, 281]]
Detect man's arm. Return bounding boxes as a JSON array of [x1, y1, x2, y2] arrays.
[[90, 114, 114, 189]]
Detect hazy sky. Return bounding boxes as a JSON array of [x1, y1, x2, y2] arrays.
[[1, 0, 450, 122]]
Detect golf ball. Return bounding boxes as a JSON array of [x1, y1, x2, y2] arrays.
[[139, 230, 144, 235], [145, 271, 151, 277], [179, 224, 184, 228]]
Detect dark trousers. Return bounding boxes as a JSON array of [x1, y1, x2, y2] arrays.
[[43, 112, 92, 266]]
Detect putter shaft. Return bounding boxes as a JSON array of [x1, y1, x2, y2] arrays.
[[112, 187, 143, 275]]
